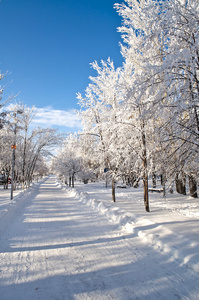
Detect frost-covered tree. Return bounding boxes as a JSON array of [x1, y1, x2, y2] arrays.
[[114, 0, 158, 211], [64, 0, 199, 210], [77, 59, 126, 201], [144, 0, 199, 197], [24, 127, 62, 184], [115, 0, 199, 201], [1, 103, 62, 188], [7, 103, 37, 187], [52, 134, 86, 187]]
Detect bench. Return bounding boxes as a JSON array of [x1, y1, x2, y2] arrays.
[[148, 188, 163, 193], [117, 185, 126, 188]]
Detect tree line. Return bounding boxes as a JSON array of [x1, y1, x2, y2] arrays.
[[53, 0, 199, 212], [0, 102, 62, 190]]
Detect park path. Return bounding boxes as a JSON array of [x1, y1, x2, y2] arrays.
[[0, 176, 199, 300]]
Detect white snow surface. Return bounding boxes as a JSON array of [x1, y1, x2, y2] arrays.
[[0, 175, 199, 300]]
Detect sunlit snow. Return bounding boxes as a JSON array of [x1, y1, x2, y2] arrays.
[[0, 176, 199, 299]]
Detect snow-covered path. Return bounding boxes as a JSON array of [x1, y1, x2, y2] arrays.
[[0, 176, 199, 300]]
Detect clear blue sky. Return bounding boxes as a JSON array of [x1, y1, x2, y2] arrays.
[[0, 0, 124, 131]]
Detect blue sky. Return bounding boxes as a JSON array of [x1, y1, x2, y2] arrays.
[[0, 0, 124, 132]]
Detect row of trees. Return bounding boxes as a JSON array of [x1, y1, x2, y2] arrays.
[[53, 0, 199, 212], [0, 102, 62, 190], [51, 134, 96, 188]]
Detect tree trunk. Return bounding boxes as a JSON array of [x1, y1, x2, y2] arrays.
[[189, 175, 198, 198], [143, 165, 149, 212], [160, 174, 163, 186], [22, 136, 27, 182], [182, 171, 186, 195], [112, 178, 116, 202], [161, 171, 166, 197], [175, 173, 180, 193], [152, 158, 156, 188], [105, 172, 108, 188], [27, 151, 40, 186], [152, 172, 156, 188], [72, 174, 75, 188], [175, 172, 186, 195], [141, 125, 149, 212], [69, 176, 71, 187]]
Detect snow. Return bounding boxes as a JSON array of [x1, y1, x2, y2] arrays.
[[0, 176, 199, 300], [66, 181, 199, 273]]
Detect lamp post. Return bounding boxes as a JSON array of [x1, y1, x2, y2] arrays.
[[10, 110, 23, 200]]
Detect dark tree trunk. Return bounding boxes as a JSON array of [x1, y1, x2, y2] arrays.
[[112, 179, 116, 202], [152, 158, 156, 188], [160, 174, 163, 186], [141, 127, 149, 212], [22, 136, 27, 182], [189, 175, 198, 198], [182, 173, 186, 195], [105, 173, 108, 188], [161, 172, 166, 197], [175, 172, 186, 195], [69, 176, 71, 187], [175, 173, 180, 193], [143, 171, 149, 212], [72, 174, 75, 188]]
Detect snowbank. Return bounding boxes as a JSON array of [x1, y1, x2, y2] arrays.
[[58, 180, 199, 274], [0, 177, 47, 221]]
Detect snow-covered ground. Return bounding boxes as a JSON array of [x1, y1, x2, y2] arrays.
[[0, 176, 199, 300], [71, 180, 199, 272]]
